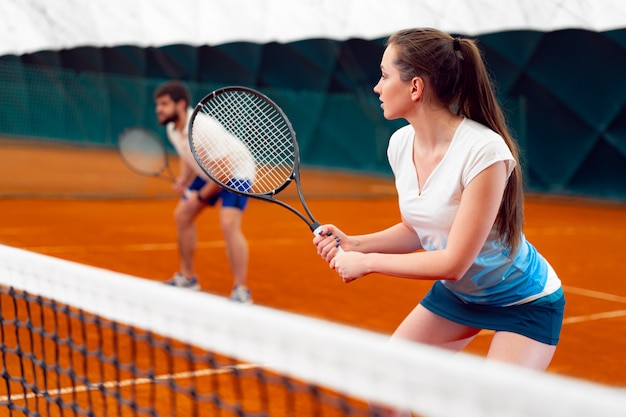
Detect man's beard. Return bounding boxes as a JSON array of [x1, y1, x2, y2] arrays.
[[159, 112, 179, 125]]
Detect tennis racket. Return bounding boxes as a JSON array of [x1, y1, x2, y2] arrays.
[[117, 126, 176, 182], [188, 86, 336, 243]]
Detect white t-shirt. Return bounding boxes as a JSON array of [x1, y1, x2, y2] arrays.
[[166, 109, 255, 182], [387, 118, 561, 306], [166, 108, 209, 180], [190, 113, 255, 181]]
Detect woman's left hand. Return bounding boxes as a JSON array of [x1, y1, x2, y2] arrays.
[[331, 251, 368, 283]]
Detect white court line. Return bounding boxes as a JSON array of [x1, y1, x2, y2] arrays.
[[478, 307, 626, 337], [562, 309, 626, 324], [557, 285, 626, 325], [475, 286, 626, 338], [21, 238, 300, 254], [563, 285, 626, 304], [0, 363, 257, 403], [475, 307, 626, 338]]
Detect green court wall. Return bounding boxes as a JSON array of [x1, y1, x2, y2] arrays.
[[1, 29, 625, 200]]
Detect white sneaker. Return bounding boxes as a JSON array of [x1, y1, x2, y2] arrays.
[[165, 272, 200, 290], [229, 286, 252, 304]]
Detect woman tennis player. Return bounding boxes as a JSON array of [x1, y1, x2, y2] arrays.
[[314, 28, 565, 416]]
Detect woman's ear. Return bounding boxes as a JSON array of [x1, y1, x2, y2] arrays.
[[410, 77, 424, 102]]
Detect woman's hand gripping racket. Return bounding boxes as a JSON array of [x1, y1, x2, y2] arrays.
[[117, 127, 176, 182], [188, 86, 342, 252]]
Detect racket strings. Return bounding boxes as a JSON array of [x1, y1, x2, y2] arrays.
[[192, 90, 296, 195], [223, 93, 294, 169], [238, 94, 295, 192]]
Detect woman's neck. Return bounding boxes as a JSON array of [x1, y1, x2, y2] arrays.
[[410, 107, 462, 150]]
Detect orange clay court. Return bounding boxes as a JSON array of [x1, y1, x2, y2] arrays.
[[1, 142, 625, 391]]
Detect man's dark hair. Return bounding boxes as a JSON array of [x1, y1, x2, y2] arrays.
[[153, 80, 191, 105]]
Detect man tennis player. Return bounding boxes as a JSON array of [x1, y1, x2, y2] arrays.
[[153, 80, 253, 303]]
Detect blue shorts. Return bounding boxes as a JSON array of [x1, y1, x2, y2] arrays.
[[186, 176, 249, 210], [420, 281, 565, 345]]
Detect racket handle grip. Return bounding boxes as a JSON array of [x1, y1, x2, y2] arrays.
[[312, 226, 344, 254]]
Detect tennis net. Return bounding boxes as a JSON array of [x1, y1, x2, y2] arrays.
[[1, 244, 625, 417]]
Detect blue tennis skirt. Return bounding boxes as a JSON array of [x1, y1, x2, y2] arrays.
[[420, 281, 565, 345]]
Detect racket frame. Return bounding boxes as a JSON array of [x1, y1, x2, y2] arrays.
[[188, 86, 320, 231], [117, 126, 176, 182]]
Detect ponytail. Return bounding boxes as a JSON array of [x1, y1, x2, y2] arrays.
[[454, 38, 524, 255]]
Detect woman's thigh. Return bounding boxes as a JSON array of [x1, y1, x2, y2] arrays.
[[392, 304, 481, 351], [487, 331, 557, 370]]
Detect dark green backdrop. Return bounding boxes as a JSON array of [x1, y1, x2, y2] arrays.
[[1, 29, 625, 200]]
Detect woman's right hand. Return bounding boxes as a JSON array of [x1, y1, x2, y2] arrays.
[[313, 224, 346, 263]]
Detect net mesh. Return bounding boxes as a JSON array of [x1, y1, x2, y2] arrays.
[[0, 286, 360, 417], [190, 88, 296, 195], [1, 244, 625, 417]]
